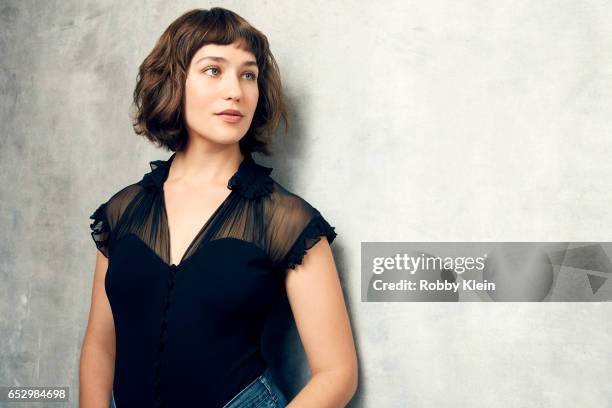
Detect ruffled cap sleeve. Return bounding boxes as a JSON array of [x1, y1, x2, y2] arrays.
[[267, 190, 337, 272], [89, 202, 111, 258], [282, 213, 337, 270], [88, 182, 142, 259]]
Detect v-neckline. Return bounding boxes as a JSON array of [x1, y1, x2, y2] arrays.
[[160, 154, 244, 268], [161, 185, 235, 268]]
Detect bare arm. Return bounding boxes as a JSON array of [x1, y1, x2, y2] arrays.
[[284, 237, 358, 407], [79, 251, 116, 407]]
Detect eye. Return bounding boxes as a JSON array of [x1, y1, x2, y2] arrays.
[[243, 72, 257, 81], [202, 66, 220, 76]]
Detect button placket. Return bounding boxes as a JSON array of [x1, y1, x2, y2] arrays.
[[154, 263, 179, 408]]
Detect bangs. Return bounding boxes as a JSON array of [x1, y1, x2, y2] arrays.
[[183, 10, 266, 70]]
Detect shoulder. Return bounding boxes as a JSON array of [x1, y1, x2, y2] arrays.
[[256, 164, 333, 236], [93, 182, 144, 229], [102, 154, 174, 219], [266, 180, 320, 221], [105, 182, 144, 213], [264, 178, 338, 270], [89, 181, 144, 258], [89, 157, 165, 257], [106, 182, 144, 203], [92, 154, 161, 229]]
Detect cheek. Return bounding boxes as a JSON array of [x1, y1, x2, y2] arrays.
[[185, 79, 214, 110], [247, 88, 259, 113]]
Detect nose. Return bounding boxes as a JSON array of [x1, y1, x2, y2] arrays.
[[223, 72, 243, 101]]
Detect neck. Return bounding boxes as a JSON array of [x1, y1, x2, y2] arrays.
[[169, 141, 245, 187]]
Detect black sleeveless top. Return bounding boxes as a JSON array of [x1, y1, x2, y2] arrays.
[[88, 152, 337, 408]]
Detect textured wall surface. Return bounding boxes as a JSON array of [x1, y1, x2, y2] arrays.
[[2, 0, 612, 407]]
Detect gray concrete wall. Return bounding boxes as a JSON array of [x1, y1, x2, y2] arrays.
[[2, 0, 611, 407]]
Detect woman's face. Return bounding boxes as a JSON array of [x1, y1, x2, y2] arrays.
[[184, 41, 259, 147]]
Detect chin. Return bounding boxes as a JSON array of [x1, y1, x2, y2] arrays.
[[191, 126, 246, 146], [205, 132, 245, 146]]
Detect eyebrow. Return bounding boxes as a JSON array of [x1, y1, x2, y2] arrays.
[[195, 56, 258, 68]]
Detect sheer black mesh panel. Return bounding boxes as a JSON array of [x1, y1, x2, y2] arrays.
[[90, 159, 336, 271]]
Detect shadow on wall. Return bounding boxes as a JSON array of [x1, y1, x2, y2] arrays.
[[259, 92, 362, 405]]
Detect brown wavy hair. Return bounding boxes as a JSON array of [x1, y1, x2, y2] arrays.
[[131, 7, 288, 154]]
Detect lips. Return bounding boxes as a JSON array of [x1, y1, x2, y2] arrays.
[[215, 109, 244, 124], [216, 109, 243, 117]]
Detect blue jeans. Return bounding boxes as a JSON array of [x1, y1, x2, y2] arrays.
[[222, 368, 288, 408], [109, 368, 288, 408]]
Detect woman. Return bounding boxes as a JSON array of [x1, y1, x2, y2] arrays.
[[79, 7, 358, 408]]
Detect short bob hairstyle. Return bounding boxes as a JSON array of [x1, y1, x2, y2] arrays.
[[132, 7, 288, 154]]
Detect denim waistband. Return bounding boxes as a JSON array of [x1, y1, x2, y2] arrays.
[[222, 368, 275, 408], [111, 368, 283, 408]]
